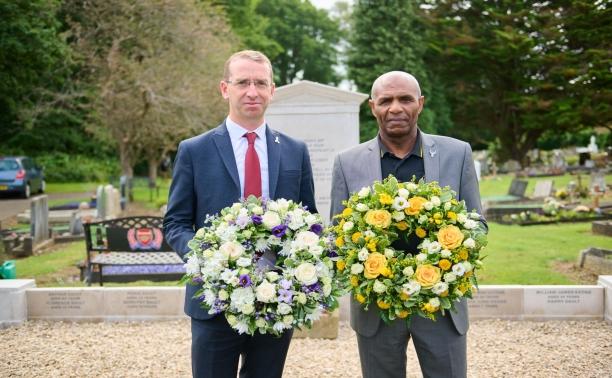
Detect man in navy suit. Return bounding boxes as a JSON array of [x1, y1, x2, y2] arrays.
[[163, 50, 317, 378]]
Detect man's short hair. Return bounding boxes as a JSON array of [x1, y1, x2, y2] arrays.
[[223, 50, 274, 82]]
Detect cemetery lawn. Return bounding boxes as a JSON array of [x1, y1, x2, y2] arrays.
[[46, 182, 101, 194], [13, 222, 611, 287]]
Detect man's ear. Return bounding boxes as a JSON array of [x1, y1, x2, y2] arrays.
[[368, 99, 375, 116], [417, 96, 425, 114], [220, 80, 229, 99]]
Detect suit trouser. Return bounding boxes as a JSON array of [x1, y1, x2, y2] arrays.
[[356, 314, 466, 378], [191, 316, 293, 378]]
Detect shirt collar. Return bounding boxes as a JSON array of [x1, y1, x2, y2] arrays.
[[378, 129, 423, 159], [226, 117, 267, 143]]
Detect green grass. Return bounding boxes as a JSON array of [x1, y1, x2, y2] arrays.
[[46, 182, 102, 194]]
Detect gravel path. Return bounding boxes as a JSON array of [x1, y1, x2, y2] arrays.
[[1, 320, 610, 377]]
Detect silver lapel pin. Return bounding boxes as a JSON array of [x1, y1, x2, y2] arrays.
[[429, 146, 437, 158], [274, 136, 280, 144]]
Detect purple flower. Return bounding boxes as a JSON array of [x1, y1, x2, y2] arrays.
[[309, 223, 323, 235], [239, 274, 252, 287], [191, 276, 203, 284], [272, 224, 287, 238], [327, 250, 338, 258], [278, 288, 293, 303], [279, 279, 292, 290], [252, 215, 263, 225], [304, 282, 321, 293]]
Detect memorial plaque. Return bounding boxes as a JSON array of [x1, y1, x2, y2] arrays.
[[27, 288, 104, 321], [266, 81, 367, 222], [468, 285, 523, 319], [103, 287, 185, 320], [523, 286, 604, 320], [597, 276, 612, 324]]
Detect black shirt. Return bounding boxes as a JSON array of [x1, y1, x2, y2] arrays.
[[379, 132, 425, 255]]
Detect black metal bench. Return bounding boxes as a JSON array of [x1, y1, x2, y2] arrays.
[[83, 216, 185, 286]]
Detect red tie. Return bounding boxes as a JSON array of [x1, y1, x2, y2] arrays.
[[244, 132, 262, 198]]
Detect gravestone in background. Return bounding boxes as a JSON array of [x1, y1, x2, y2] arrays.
[[30, 195, 49, 245], [96, 185, 106, 219], [266, 80, 367, 222]]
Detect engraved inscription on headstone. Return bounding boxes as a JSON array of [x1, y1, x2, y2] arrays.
[[523, 286, 603, 320], [103, 288, 185, 319], [27, 288, 104, 320], [468, 286, 523, 319]]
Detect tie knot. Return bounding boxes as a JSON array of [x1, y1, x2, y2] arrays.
[[245, 132, 257, 145]]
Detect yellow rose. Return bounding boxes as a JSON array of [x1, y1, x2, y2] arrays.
[[335, 236, 345, 248], [376, 300, 391, 309], [438, 259, 452, 271], [336, 260, 346, 271], [396, 221, 408, 231], [447, 211, 457, 221], [363, 252, 387, 279], [351, 232, 362, 243], [364, 209, 392, 228], [415, 227, 427, 238], [414, 264, 441, 288], [355, 293, 366, 303], [437, 225, 464, 250], [379, 193, 393, 205], [404, 196, 427, 215], [342, 208, 353, 218], [350, 275, 359, 287], [397, 309, 410, 319]]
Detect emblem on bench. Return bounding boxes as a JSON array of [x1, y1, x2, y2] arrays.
[[127, 227, 163, 250]]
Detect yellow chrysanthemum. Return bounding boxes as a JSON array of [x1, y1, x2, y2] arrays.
[[376, 300, 391, 309], [446, 211, 457, 221], [350, 275, 359, 287], [438, 259, 452, 271], [396, 221, 408, 231], [399, 292, 410, 301], [379, 193, 393, 205], [458, 249, 469, 260], [423, 303, 439, 313], [397, 310, 410, 318], [351, 232, 362, 243], [355, 293, 366, 303], [336, 260, 346, 271], [415, 227, 427, 238], [367, 240, 377, 252], [342, 208, 353, 218], [335, 236, 345, 248]]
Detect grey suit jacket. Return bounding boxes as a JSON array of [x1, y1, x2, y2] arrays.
[[330, 131, 484, 337]]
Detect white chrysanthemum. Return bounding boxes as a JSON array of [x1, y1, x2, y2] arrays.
[[236, 257, 252, 267], [384, 248, 394, 259], [288, 213, 305, 230], [255, 238, 269, 252], [306, 308, 323, 322], [262, 211, 281, 229], [296, 231, 320, 247], [416, 253, 428, 262], [358, 187, 370, 198], [464, 219, 477, 230], [235, 321, 249, 334], [373, 280, 387, 294], [452, 263, 466, 276], [273, 322, 286, 333], [427, 241, 442, 254], [256, 280, 276, 303], [351, 263, 364, 275], [356, 203, 369, 212], [392, 197, 408, 211], [295, 262, 318, 285], [358, 248, 369, 261], [323, 283, 332, 296], [440, 249, 452, 258], [277, 302, 292, 315], [203, 289, 216, 307], [463, 238, 476, 249], [283, 314, 294, 326], [304, 214, 318, 225], [342, 221, 354, 232], [277, 198, 290, 212], [398, 188, 409, 198], [430, 196, 441, 207], [230, 287, 254, 307], [444, 272, 457, 283], [404, 280, 421, 295], [392, 211, 405, 221], [185, 254, 201, 276], [403, 266, 414, 277], [203, 249, 214, 259], [316, 262, 330, 277], [432, 282, 449, 295]]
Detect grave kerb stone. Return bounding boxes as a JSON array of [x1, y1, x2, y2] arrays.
[[0, 279, 36, 328]]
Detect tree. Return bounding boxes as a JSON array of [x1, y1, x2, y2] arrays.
[[348, 0, 453, 142], [66, 0, 237, 180], [220, 0, 342, 85]]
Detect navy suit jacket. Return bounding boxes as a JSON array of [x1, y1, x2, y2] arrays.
[[163, 121, 317, 319]]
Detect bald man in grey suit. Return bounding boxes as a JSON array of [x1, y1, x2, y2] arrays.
[[330, 71, 486, 378]]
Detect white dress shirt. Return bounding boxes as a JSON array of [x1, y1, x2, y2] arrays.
[[225, 117, 270, 199]]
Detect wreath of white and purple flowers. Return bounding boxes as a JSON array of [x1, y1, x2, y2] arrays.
[[183, 196, 342, 336]]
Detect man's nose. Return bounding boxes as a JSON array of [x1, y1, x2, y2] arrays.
[[389, 99, 402, 112], [246, 82, 259, 97]]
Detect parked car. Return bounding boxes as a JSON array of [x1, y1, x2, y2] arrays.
[[0, 156, 45, 198]]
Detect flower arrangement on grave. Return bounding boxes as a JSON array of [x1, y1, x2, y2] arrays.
[[183, 197, 342, 336], [331, 176, 487, 323]]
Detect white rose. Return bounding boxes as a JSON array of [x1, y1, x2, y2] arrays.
[[384, 248, 394, 259], [463, 238, 476, 249], [392, 211, 405, 221], [277, 303, 292, 315], [304, 214, 318, 225], [283, 315, 294, 326], [219, 241, 245, 261], [255, 318, 267, 328], [358, 187, 370, 198], [424, 201, 433, 210], [373, 280, 387, 294], [252, 206, 263, 215], [440, 249, 452, 258], [398, 188, 409, 198], [358, 248, 369, 261], [364, 230, 375, 239], [342, 221, 354, 232], [403, 266, 414, 277], [430, 196, 441, 207], [432, 282, 449, 295], [350, 263, 364, 275], [266, 271, 280, 282], [444, 272, 457, 283], [242, 303, 254, 315], [226, 314, 238, 326], [262, 211, 281, 229], [256, 280, 276, 303], [309, 245, 324, 257], [203, 249, 214, 259], [218, 289, 229, 301], [296, 231, 320, 247], [294, 262, 318, 285], [356, 203, 369, 212], [416, 253, 427, 262]]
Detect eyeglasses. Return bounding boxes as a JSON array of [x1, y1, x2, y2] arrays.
[[226, 79, 271, 90]]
